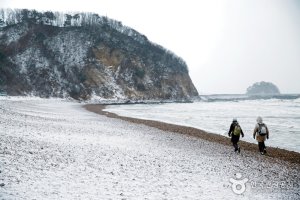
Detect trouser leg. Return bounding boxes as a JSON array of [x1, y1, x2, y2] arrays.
[[233, 142, 238, 151], [258, 142, 263, 152], [262, 142, 266, 153]]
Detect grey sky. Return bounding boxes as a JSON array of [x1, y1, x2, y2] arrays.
[[1, 0, 300, 94]]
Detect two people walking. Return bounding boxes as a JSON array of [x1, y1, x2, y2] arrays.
[[228, 116, 269, 155]]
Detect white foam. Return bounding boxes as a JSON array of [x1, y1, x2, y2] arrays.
[[106, 99, 300, 152]]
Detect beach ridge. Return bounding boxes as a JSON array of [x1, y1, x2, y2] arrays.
[[84, 104, 300, 165]]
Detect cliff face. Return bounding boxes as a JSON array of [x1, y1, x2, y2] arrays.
[[0, 9, 198, 101]]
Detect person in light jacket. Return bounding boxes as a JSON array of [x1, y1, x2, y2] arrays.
[[253, 116, 269, 155]]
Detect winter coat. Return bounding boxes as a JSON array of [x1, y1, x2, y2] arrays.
[[253, 123, 269, 142], [228, 122, 244, 142]]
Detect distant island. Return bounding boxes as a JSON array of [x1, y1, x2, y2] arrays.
[[246, 81, 280, 95]]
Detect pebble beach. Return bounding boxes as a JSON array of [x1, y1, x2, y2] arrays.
[[0, 98, 299, 199]]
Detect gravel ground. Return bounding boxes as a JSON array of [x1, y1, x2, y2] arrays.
[[0, 98, 299, 199]]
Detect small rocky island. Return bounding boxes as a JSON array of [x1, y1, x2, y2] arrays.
[[246, 81, 280, 95]]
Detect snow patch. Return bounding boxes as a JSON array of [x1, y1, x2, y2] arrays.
[[11, 47, 50, 74], [1, 23, 28, 45], [45, 31, 92, 70]]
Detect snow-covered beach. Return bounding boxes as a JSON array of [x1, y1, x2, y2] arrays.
[[1, 98, 299, 199]]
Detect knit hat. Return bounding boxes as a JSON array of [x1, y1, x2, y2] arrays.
[[256, 116, 263, 123]]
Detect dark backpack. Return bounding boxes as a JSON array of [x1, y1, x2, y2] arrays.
[[258, 123, 267, 136]]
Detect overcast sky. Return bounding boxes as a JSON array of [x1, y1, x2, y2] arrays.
[[1, 0, 300, 94]]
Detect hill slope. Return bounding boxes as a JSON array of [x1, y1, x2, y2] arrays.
[[0, 9, 198, 101]]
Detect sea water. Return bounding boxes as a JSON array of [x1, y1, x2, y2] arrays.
[[105, 96, 300, 152]]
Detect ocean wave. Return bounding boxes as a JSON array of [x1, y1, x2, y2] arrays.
[[106, 99, 300, 152], [199, 94, 300, 102]]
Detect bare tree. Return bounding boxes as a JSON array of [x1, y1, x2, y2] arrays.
[[72, 14, 80, 26], [64, 14, 72, 27], [43, 11, 55, 25]]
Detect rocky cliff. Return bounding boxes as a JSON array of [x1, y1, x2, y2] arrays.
[[246, 81, 280, 95], [0, 9, 198, 101]]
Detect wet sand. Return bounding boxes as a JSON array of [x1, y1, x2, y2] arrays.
[[84, 104, 300, 165]]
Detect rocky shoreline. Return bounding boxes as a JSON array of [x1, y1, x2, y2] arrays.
[[1, 98, 299, 199], [84, 104, 300, 165]]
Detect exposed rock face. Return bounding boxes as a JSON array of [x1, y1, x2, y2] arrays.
[[246, 81, 280, 95], [0, 9, 198, 101]]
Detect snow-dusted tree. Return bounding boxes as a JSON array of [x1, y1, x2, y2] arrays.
[[43, 11, 55, 25], [72, 14, 80, 26], [20, 9, 29, 21], [64, 14, 72, 26], [0, 8, 187, 72], [5, 8, 16, 25], [0, 19, 4, 27]]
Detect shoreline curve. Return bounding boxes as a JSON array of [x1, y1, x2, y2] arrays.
[[84, 104, 300, 165]]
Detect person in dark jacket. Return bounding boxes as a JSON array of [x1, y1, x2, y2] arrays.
[[228, 118, 244, 153], [253, 116, 269, 155]]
